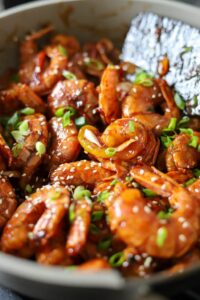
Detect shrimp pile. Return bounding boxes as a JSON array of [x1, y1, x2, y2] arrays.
[[0, 26, 200, 277]]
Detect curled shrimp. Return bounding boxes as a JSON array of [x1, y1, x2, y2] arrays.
[[166, 132, 200, 172], [123, 79, 180, 135], [19, 27, 68, 95], [78, 118, 159, 165], [50, 160, 114, 187], [66, 197, 91, 256], [11, 113, 48, 189], [98, 66, 121, 124], [48, 117, 80, 170], [0, 84, 45, 115], [0, 133, 12, 167], [1, 185, 70, 257], [107, 165, 199, 258], [48, 80, 99, 124], [78, 259, 110, 271], [0, 175, 17, 228]]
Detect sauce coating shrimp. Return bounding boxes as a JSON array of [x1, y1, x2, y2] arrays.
[[48, 117, 80, 170], [107, 165, 199, 258]]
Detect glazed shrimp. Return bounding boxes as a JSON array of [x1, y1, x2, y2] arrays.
[[19, 28, 68, 95], [1, 185, 70, 257], [51, 34, 81, 57], [0, 133, 12, 167], [66, 197, 92, 256], [11, 113, 48, 189], [124, 79, 180, 135], [0, 84, 46, 115], [0, 175, 17, 228], [48, 117, 80, 170], [78, 259, 110, 271], [98, 65, 121, 124], [107, 165, 199, 258], [78, 118, 159, 165], [166, 132, 200, 172], [48, 80, 99, 124], [50, 160, 114, 187]]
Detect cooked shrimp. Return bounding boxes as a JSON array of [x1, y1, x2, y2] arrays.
[[19, 28, 68, 95], [124, 79, 180, 135], [51, 34, 80, 57], [0, 175, 17, 228], [48, 80, 99, 124], [48, 117, 80, 170], [98, 66, 121, 124], [0, 84, 45, 115], [11, 113, 48, 189], [167, 170, 193, 184], [107, 165, 199, 258], [78, 258, 110, 271], [1, 185, 70, 257], [78, 118, 159, 165], [0, 133, 12, 167], [50, 160, 114, 187], [166, 133, 200, 172], [66, 198, 91, 256]]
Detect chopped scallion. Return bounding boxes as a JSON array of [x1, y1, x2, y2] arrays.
[[105, 147, 116, 157], [109, 252, 125, 267], [156, 227, 168, 247], [35, 141, 46, 156], [174, 93, 185, 111]]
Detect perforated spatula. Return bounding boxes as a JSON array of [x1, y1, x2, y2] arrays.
[[121, 12, 200, 115]]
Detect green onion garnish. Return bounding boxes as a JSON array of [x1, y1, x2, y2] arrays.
[[69, 203, 75, 223], [12, 143, 22, 158], [193, 95, 198, 107], [7, 112, 20, 130], [75, 116, 86, 128], [91, 211, 104, 222], [110, 178, 119, 186], [134, 71, 154, 87], [35, 141, 46, 156], [178, 116, 190, 128], [163, 118, 177, 132], [193, 169, 200, 178], [125, 176, 133, 183], [174, 93, 185, 111], [179, 128, 193, 135], [183, 178, 197, 187], [109, 252, 125, 267], [98, 238, 112, 251], [84, 58, 104, 71], [19, 120, 29, 133], [142, 188, 157, 197], [129, 120, 135, 132], [160, 136, 173, 148], [55, 107, 66, 117], [156, 227, 168, 247], [21, 107, 35, 115], [25, 184, 33, 194], [62, 111, 71, 127], [157, 209, 172, 220], [73, 186, 91, 200], [105, 147, 116, 157], [58, 45, 68, 57], [62, 70, 77, 80], [188, 135, 199, 148], [97, 191, 110, 203]]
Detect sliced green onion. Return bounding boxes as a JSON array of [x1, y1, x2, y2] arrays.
[[69, 203, 75, 223], [73, 186, 91, 200], [193, 169, 200, 178], [62, 111, 71, 127], [125, 176, 133, 183], [142, 188, 157, 197], [21, 107, 35, 115], [25, 184, 33, 194], [179, 128, 193, 135], [105, 147, 116, 157], [193, 95, 198, 107], [75, 116, 86, 128], [110, 178, 119, 186], [89, 223, 100, 234], [11, 131, 25, 143], [129, 120, 135, 132], [134, 71, 154, 87], [84, 58, 104, 71], [91, 210, 104, 222], [160, 136, 173, 148], [97, 191, 110, 203], [35, 141, 46, 156], [156, 227, 168, 247], [183, 177, 197, 187], [98, 238, 112, 251], [19, 120, 29, 133], [7, 112, 20, 129], [55, 107, 66, 117], [62, 70, 77, 80], [58, 45, 68, 57], [188, 135, 199, 148], [178, 116, 190, 128], [157, 209, 172, 220], [12, 143, 22, 158], [174, 93, 185, 111], [163, 118, 177, 132], [109, 252, 125, 267]]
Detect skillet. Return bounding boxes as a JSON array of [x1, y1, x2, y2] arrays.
[[0, 0, 200, 299]]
